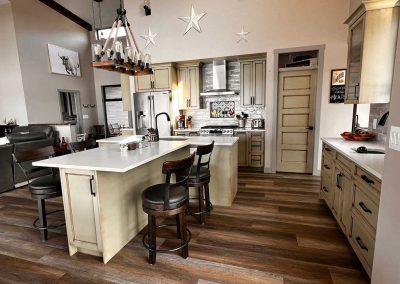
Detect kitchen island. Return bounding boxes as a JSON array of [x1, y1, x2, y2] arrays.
[[33, 137, 238, 263]]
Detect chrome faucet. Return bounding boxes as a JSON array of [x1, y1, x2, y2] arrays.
[[155, 112, 171, 141]]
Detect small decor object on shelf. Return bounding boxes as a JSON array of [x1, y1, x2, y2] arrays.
[[236, 27, 250, 43], [48, 44, 81, 76], [330, 69, 346, 103], [91, 1, 153, 77], [141, 27, 158, 47], [179, 5, 206, 35]]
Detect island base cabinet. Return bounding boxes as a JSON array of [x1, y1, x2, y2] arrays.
[[60, 169, 103, 258]]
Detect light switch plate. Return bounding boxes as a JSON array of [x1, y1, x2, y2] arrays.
[[389, 126, 400, 152], [83, 115, 89, 119], [373, 118, 378, 129]]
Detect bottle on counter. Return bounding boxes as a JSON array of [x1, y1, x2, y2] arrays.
[[61, 137, 68, 155]]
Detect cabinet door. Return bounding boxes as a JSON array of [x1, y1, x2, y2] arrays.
[[135, 74, 153, 92], [188, 67, 199, 109], [345, 16, 364, 104], [253, 60, 266, 107], [65, 173, 100, 245], [153, 67, 171, 90], [248, 154, 264, 168], [237, 132, 248, 166], [340, 171, 353, 235], [240, 62, 253, 107], [177, 67, 189, 109], [332, 168, 343, 219]]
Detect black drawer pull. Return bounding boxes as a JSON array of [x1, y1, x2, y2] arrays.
[[356, 237, 368, 251], [359, 202, 372, 214], [325, 148, 332, 152], [361, 174, 375, 185], [323, 164, 331, 170], [336, 173, 343, 190], [89, 176, 96, 197], [323, 186, 329, 193]]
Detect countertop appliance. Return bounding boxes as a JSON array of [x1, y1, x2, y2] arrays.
[[200, 125, 237, 136], [251, 119, 265, 129], [133, 91, 171, 137]]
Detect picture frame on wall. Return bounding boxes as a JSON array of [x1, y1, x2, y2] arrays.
[[47, 44, 81, 77], [330, 69, 346, 103]]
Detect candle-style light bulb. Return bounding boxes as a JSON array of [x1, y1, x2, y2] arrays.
[[106, 48, 113, 60], [125, 47, 134, 65], [93, 44, 102, 62], [114, 41, 124, 64]]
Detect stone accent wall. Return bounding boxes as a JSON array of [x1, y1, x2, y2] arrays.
[[184, 61, 266, 128], [369, 103, 390, 141]]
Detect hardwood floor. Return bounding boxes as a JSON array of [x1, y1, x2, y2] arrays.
[[0, 172, 369, 283]]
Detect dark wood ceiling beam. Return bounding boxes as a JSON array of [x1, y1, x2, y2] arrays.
[[38, 0, 92, 31]]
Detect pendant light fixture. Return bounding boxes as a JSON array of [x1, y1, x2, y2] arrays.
[[92, 0, 152, 76]]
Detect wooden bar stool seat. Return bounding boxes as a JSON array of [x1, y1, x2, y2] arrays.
[[142, 152, 196, 265], [13, 146, 64, 242], [178, 141, 214, 224]]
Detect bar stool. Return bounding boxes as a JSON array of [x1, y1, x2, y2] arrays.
[[141, 152, 195, 265], [13, 146, 64, 242], [179, 141, 214, 224]]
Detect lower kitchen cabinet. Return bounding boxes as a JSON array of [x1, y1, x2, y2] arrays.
[[61, 170, 102, 252], [320, 142, 381, 277], [237, 131, 265, 168]]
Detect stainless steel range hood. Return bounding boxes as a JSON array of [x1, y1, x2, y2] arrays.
[[200, 60, 237, 96]]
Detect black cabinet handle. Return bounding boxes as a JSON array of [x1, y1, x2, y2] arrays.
[[356, 237, 368, 251], [354, 83, 360, 99], [361, 175, 375, 185], [325, 148, 331, 152], [324, 164, 331, 170], [323, 186, 329, 193], [307, 126, 314, 130], [359, 202, 372, 214], [89, 176, 96, 197], [336, 173, 343, 190]]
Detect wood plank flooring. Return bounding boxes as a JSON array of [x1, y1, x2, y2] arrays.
[[0, 172, 370, 283]]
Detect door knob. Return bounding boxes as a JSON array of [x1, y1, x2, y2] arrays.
[[307, 126, 314, 130]]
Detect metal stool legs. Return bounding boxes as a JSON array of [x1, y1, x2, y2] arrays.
[[33, 199, 65, 242]]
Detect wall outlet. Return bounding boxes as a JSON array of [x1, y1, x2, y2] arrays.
[[389, 126, 400, 152], [373, 118, 378, 129]]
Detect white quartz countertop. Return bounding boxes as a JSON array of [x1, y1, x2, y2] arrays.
[[173, 128, 200, 132], [33, 141, 189, 173], [96, 135, 143, 144], [235, 128, 266, 132], [322, 138, 385, 180]]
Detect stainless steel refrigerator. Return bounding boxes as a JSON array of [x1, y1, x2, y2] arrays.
[[133, 91, 171, 137]]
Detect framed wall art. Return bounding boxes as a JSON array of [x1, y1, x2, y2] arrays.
[[48, 44, 81, 77], [330, 69, 346, 103]]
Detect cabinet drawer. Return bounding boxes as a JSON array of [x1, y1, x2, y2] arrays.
[[355, 167, 381, 193], [248, 154, 264, 167], [248, 132, 264, 141], [248, 139, 264, 154], [351, 215, 375, 271], [336, 153, 355, 174], [321, 154, 334, 178], [321, 173, 333, 207], [322, 143, 336, 159], [354, 183, 379, 230]]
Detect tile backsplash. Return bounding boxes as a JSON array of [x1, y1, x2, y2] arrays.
[[184, 61, 266, 128], [369, 103, 390, 141]]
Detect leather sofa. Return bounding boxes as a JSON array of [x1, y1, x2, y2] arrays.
[[0, 125, 55, 192]]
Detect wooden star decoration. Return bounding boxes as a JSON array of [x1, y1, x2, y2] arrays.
[[141, 27, 158, 47], [179, 5, 206, 35], [236, 27, 250, 43]]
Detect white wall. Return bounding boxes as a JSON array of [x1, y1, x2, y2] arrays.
[[371, 20, 400, 284], [10, 0, 98, 133], [0, 3, 28, 125], [350, 0, 363, 14], [125, 0, 354, 172]]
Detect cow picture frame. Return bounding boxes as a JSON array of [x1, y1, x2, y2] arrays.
[[47, 44, 81, 77]]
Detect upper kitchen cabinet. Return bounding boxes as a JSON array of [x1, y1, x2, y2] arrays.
[[345, 2, 399, 104], [177, 62, 201, 110], [135, 63, 176, 93], [240, 59, 266, 107]]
